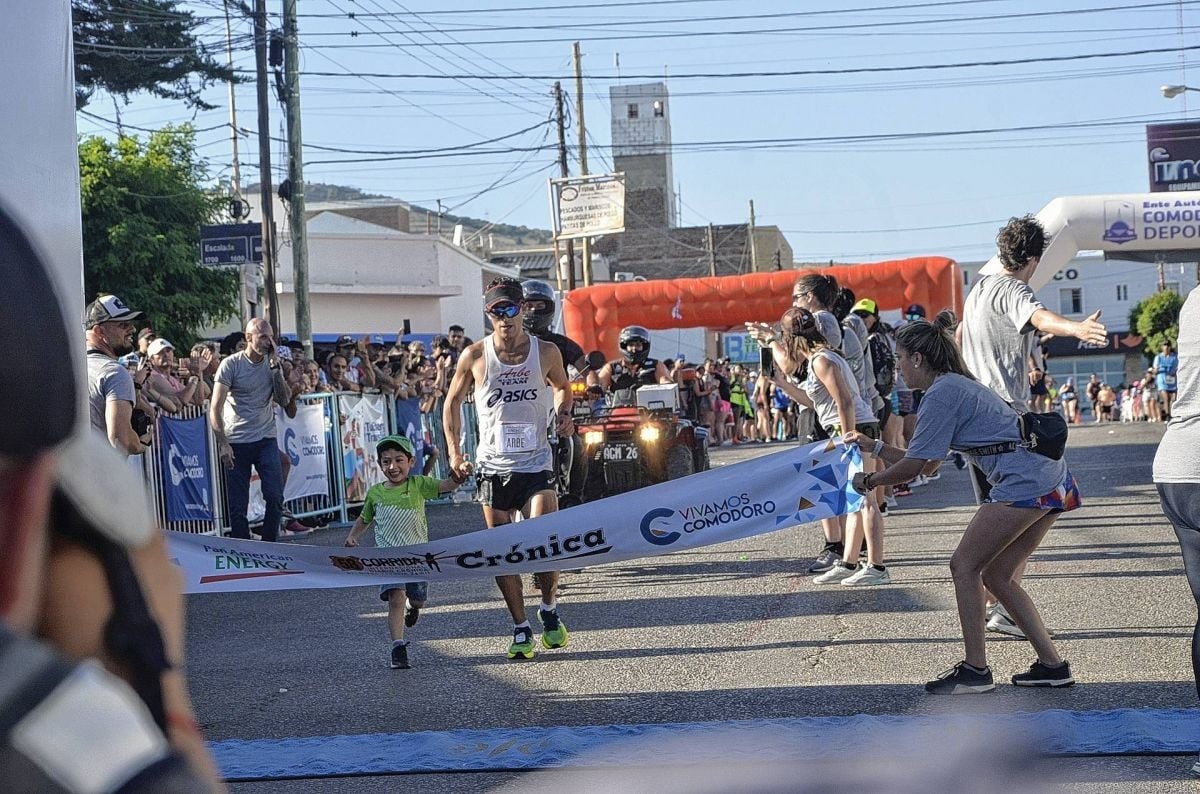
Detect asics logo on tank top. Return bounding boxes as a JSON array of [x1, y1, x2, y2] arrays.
[[486, 387, 539, 407]]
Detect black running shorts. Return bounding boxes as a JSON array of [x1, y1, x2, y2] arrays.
[[477, 470, 555, 512]]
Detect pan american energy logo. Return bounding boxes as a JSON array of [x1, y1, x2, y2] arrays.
[[640, 493, 777, 547]]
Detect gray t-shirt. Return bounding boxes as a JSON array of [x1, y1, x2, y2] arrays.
[[842, 313, 880, 410], [803, 349, 876, 431], [87, 351, 135, 435], [907, 373, 1067, 503], [961, 274, 1045, 408], [215, 351, 289, 444], [1154, 285, 1200, 482]]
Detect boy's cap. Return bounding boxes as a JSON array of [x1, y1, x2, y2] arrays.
[[146, 338, 174, 358], [1, 205, 78, 458], [84, 294, 142, 328], [851, 298, 878, 316], [376, 434, 415, 457]]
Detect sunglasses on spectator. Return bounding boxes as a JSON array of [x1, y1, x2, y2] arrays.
[[487, 302, 520, 319]]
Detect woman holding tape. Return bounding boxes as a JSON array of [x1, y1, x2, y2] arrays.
[[767, 307, 889, 586], [844, 312, 1080, 695]]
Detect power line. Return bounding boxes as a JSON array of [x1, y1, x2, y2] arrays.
[[283, 41, 1200, 81]]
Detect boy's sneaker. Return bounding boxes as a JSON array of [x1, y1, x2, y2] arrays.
[[806, 548, 841, 574], [843, 564, 891, 587], [1011, 659, 1075, 688], [813, 563, 857, 584], [507, 626, 536, 660], [404, 605, 420, 628], [539, 609, 569, 649], [390, 642, 410, 670], [925, 661, 995, 695]]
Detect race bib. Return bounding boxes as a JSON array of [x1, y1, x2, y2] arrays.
[[1164, 374, 1177, 387], [500, 422, 538, 454]]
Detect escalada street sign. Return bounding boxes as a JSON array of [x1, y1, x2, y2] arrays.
[[200, 223, 263, 266]]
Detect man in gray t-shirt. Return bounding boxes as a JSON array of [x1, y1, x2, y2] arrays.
[[210, 318, 292, 541], [961, 215, 1107, 412], [83, 294, 147, 456]]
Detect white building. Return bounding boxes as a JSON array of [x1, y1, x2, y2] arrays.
[[960, 253, 1198, 389], [236, 198, 517, 341]]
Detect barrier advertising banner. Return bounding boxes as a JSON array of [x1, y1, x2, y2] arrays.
[[169, 439, 864, 594], [394, 396, 427, 462], [158, 415, 214, 522], [279, 402, 329, 501], [339, 393, 390, 502]]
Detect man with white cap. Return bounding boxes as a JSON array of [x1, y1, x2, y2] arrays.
[[0, 204, 220, 790], [84, 292, 149, 456], [147, 337, 206, 409]]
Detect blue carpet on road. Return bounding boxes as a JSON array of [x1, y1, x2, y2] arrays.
[[212, 708, 1200, 780]]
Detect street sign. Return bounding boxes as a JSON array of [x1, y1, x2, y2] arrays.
[[200, 223, 263, 266], [549, 173, 625, 240]]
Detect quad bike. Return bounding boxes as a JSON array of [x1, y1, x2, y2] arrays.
[[573, 380, 709, 502]]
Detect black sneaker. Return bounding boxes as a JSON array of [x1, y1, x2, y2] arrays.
[[405, 605, 420, 628], [1011, 659, 1074, 687], [925, 661, 995, 695], [390, 642, 410, 669], [807, 548, 841, 573]]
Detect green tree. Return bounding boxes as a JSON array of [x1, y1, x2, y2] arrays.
[[1129, 289, 1186, 359], [73, 0, 235, 110], [80, 127, 239, 346]]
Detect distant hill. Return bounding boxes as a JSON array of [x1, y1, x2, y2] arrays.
[[249, 181, 554, 248]]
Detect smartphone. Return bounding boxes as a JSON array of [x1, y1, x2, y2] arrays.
[[179, 356, 194, 372], [759, 345, 776, 378]]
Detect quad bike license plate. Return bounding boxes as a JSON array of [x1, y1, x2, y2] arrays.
[[602, 443, 639, 461]]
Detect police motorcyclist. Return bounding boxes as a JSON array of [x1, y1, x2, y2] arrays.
[[521, 280, 598, 385], [599, 326, 674, 404], [522, 279, 595, 504]]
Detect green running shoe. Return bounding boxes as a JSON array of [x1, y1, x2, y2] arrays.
[[507, 626, 535, 660], [539, 608, 569, 649]]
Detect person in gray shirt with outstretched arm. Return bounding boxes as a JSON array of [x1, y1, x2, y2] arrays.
[[209, 318, 292, 541]]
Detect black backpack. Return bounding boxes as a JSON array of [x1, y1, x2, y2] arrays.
[[868, 333, 896, 397]]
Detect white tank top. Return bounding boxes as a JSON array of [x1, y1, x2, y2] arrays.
[[474, 336, 553, 474]]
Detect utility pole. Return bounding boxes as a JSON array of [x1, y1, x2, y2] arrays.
[[553, 82, 576, 291], [573, 41, 593, 286], [706, 223, 717, 277], [222, 0, 249, 326], [252, 0, 279, 330], [282, 0, 312, 358], [436, 199, 443, 236], [748, 199, 758, 273]]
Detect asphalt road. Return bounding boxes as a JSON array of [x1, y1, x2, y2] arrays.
[[186, 421, 1199, 792]]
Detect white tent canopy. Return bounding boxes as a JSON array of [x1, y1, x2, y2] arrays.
[[979, 191, 1200, 290]]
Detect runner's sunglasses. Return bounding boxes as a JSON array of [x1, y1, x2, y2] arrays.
[[486, 302, 521, 319]]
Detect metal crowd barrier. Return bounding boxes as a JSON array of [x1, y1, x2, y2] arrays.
[[139, 391, 480, 537]]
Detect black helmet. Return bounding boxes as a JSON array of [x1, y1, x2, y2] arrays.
[[619, 325, 651, 364], [521, 279, 556, 335]]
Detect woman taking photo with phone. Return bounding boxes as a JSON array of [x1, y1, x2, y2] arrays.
[[844, 311, 1080, 694]]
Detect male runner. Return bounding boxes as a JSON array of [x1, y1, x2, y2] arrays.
[[443, 277, 574, 659]]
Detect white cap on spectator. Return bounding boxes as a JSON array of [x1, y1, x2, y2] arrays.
[[147, 338, 174, 358]]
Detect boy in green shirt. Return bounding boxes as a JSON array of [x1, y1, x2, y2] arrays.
[[345, 435, 467, 669]]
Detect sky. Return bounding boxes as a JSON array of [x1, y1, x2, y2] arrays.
[[76, 0, 1200, 266]]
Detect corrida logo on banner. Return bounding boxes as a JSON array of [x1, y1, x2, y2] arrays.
[[640, 493, 778, 547]]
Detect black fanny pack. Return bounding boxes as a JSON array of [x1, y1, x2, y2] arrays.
[[962, 411, 1068, 461]]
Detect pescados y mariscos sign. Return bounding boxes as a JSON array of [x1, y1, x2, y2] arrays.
[[168, 439, 864, 594]]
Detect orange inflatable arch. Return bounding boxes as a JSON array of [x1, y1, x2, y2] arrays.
[[563, 257, 963, 359]]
